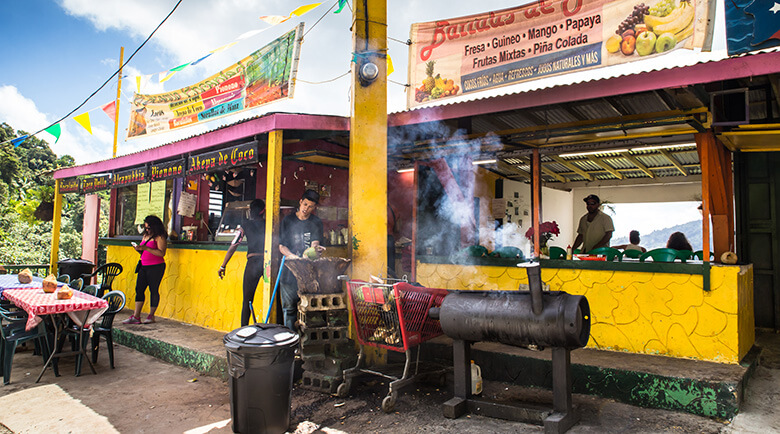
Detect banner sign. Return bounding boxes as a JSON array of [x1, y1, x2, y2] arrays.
[[725, 0, 780, 54], [59, 177, 80, 194], [81, 175, 111, 194], [149, 158, 186, 182], [127, 24, 304, 138], [187, 141, 258, 175], [112, 166, 148, 188], [408, 0, 712, 107]]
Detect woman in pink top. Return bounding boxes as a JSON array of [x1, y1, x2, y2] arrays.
[[123, 215, 168, 325]]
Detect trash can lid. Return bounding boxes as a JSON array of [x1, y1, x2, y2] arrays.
[[224, 323, 299, 351]]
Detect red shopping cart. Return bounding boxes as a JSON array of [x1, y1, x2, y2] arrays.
[[337, 277, 449, 412]]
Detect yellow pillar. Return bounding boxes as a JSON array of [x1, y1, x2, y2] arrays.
[[263, 130, 284, 323], [350, 0, 388, 364], [49, 179, 63, 275], [350, 0, 388, 279]]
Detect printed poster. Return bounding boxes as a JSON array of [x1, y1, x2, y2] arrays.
[[128, 24, 304, 138], [408, 0, 713, 107]]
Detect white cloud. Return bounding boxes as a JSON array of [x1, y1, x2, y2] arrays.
[[0, 85, 115, 163]]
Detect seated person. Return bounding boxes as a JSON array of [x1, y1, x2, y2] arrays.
[[666, 231, 693, 251], [613, 230, 646, 253]]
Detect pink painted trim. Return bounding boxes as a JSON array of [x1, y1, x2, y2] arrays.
[[389, 51, 780, 126], [54, 113, 350, 179]]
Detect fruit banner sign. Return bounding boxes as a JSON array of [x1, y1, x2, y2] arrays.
[[127, 24, 303, 139], [408, 0, 712, 107]]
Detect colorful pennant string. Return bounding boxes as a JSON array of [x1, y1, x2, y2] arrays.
[[44, 124, 62, 143], [73, 112, 93, 135]]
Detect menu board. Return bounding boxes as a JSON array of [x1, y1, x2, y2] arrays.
[[134, 181, 167, 225], [135, 183, 151, 225]]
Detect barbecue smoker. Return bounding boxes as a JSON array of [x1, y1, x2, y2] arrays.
[[430, 262, 590, 434]]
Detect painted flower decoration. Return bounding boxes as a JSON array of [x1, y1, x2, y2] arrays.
[[525, 221, 560, 245]]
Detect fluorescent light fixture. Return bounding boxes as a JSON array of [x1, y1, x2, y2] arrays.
[[559, 149, 629, 157], [397, 168, 415, 173], [630, 143, 696, 152], [472, 159, 497, 165]]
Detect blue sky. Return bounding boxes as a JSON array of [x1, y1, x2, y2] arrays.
[[0, 0, 732, 165]]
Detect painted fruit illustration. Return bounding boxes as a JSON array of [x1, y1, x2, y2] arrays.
[[606, 34, 622, 53], [415, 60, 460, 102], [609, 0, 695, 57]]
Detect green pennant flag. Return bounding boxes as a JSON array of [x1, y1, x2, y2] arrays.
[[45, 123, 62, 143], [334, 0, 347, 14], [170, 62, 191, 72]]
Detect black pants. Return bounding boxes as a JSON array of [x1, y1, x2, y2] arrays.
[[242, 256, 264, 326], [135, 263, 166, 307]]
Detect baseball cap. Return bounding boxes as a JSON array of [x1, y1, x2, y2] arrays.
[[302, 189, 320, 204], [583, 194, 601, 204]]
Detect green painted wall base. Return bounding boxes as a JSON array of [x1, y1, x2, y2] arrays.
[[113, 328, 228, 381], [420, 341, 758, 420]]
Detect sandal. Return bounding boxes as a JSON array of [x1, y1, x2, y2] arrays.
[[143, 315, 156, 324], [122, 315, 141, 325]]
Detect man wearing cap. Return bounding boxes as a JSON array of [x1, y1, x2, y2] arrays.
[[572, 194, 614, 254], [278, 189, 324, 331]]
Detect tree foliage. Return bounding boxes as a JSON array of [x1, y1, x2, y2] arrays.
[[0, 122, 102, 265]]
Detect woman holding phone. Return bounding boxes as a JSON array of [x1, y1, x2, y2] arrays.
[[123, 215, 168, 325]]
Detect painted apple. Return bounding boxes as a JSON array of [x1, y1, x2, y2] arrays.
[[621, 35, 636, 56], [606, 34, 622, 53], [655, 32, 677, 53], [635, 31, 657, 56]]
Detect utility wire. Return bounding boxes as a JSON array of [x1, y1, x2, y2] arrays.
[[303, 0, 340, 39], [1, 0, 184, 147], [296, 71, 351, 84]]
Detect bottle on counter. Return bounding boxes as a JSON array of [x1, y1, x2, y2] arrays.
[[471, 360, 483, 395], [566, 245, 573, 260]]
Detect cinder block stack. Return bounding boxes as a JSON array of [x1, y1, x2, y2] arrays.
[[297, 292, 355, 394]]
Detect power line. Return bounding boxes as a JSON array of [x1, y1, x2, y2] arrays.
[[1, 0, 184, 147]]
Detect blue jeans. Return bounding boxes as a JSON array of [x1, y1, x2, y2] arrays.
[[279, 279, 299, 331]]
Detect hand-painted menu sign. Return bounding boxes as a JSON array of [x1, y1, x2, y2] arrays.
[[408, 0, 713, 107], [59, 177, 80, 194], [112, 166, 148, 188], [81, 175, 111, 193], [149, 158, 185, 182], [187, 141, 258, 175]]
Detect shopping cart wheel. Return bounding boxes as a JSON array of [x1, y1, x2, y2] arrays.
[[337, 381, 351, 398], [381, 394, 396, 413]]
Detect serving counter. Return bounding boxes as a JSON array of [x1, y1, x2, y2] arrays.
[[416, 256, 754, 364], [101, 238, 349, 332]]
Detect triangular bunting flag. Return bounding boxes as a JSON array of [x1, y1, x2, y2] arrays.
[[159, 70, 176, 83], [335, 0, 348, 14], [190, 53, 212, 65], [259, 15, 289, 25], [44, 124, 62, 143], [10, 135, 29, 147], [387, 54, 394, 76], [73, 112, 93, 134], [210, 42, 238, 54], [136, 75, 142, 93], [291, 3, 322, 17], [236, 29, 266, 40], [170, 62, 191, 72], [102, 101, 117, 123]]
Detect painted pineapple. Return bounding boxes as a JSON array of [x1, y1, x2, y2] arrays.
[[423, 61, 436, 92]]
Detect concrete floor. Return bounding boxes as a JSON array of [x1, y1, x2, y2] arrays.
[[0, 325, 778, 433]]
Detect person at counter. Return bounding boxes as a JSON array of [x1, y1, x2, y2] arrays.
[[218, 199, 266, 326], [279, 189, 324, 331], [124, 215, 167, 325], [572, 194, 614, 254], [667, 231, 693, 251], [613, 230, 646, 253]]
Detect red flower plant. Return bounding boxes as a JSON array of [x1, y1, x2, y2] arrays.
[[525, 221, 560, 245]]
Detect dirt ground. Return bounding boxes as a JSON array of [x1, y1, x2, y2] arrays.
[[0, 340, 738, 433]]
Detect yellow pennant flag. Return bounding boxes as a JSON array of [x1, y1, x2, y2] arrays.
[[73, 112, 92, 134], [291, 3, 322, 17], [159, 70, 177, 83], [210, 41, 238, 54], [136, 75, 142, 93], [387, 54, 394, 76]]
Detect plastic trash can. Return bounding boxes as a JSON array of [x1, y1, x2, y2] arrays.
[[57, 258, 95, 281], [224, 324, 300, 434]]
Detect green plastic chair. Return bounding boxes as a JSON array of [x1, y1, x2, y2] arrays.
[[676, 250, 694, 262], [640, 248, 679, 263], [491, 246, 524, 259], [56, 274, 70, 284], [548, 246, 566, 259], [694, 250, 715, 261], [622, 249, 642, 259], [588, 247, 623, 261]]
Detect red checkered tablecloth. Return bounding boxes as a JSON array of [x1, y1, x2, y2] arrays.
[[3, 288, 109, 331]]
